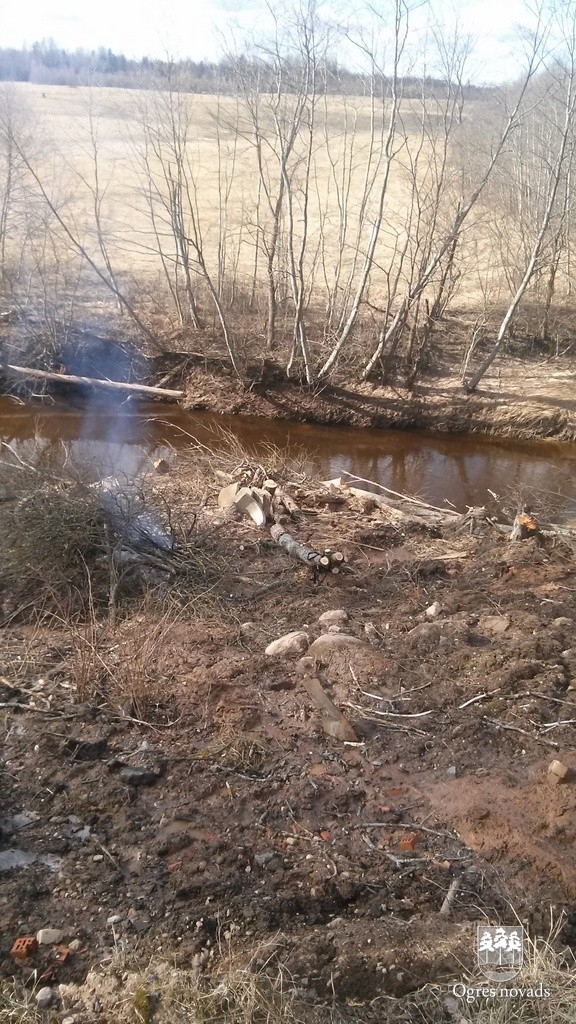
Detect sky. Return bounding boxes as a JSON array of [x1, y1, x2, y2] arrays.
[[0, 0, 534, 85]]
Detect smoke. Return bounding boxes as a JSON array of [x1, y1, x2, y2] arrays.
[[66, 329, 151, 481]]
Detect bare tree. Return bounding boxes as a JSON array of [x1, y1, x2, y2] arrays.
[[134, 75, 242, 374], [317, 0, 409, 378], [466, 5, 576, 390], [0, 85, 36, 286]]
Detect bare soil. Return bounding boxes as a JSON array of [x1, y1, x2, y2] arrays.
[[1, 458, 576, 1019]]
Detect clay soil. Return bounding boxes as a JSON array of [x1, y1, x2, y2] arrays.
[[1, 451, 576, 1021]]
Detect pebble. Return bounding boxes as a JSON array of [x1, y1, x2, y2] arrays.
[[118, 766, 160, 786], [308, 633, 364, 654], [547, 759, 575, 785], [62, 1018, 76, 1024], [37, 928, 64, 945], [68, 939, 82, 952], [35, 987, 54, 1009], [425, 601, 442, 619], [107, 914, 122, 925], [253, 851, 274, 867]]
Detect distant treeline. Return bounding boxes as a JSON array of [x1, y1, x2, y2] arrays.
[[0, 40, 489, 98]]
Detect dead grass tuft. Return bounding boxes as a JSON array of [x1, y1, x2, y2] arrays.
[[400, 920, 576, 1024], [0, 985, 44, 1024], [56, 942, 303, 1024], [68, 608, 181, 720], [0, 478, 109, 618]]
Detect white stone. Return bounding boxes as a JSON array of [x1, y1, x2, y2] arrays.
[[318, 609, 349, 626], [35, 987, 54, 1009], [425, 601, 442, 619], [37, 928, 64, 945], [308, 633, 363, 654], [265, 631, 309, 657]]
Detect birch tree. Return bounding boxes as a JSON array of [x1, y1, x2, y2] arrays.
[[466, 4, 576, 391]]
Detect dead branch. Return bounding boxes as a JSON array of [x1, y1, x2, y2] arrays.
[[439, 877, 460, 917], [4, 364, 184, 400], [483, 716, 559, 748]]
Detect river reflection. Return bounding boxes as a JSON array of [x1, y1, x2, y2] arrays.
[[1, 396, 576, 521]]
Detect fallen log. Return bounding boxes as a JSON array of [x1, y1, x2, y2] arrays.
[[338, 471, 460, 518], [273, 487, 300, 518], [3, 364, 185, 400], [270, 523, 342, 572]]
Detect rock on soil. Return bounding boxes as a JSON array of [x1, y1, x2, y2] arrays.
[[318, 609, 349, 626], [265, 631, 309, 657]]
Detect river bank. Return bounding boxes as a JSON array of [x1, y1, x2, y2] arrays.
[[2, 328, 576, 443], [173, 355, 576, 442]]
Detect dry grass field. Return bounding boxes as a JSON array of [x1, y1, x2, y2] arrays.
[[5, 83, 514, 336]]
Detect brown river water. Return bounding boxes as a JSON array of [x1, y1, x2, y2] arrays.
[[1, 395, 576, 521]]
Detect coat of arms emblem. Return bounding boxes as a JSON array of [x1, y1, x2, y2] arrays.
[[476, 925, 524, 983]]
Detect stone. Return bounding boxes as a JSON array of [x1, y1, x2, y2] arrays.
[[309, 633, 363, 654], [265, 631, 309, 657], [308, 633, 390, 687], [37, 928, 64, 945], [62, 1018, 76, 1024], [35, 987, 55, 1009], [253, 851, 275, 867], [425, 601, 442, 619], [479, 614, 511, 634], [119, 766, 161, 786], [68, 939, 82, 952], [552, 617, 575, 628], [318, 609, 349, 626], [547, 759, 575, 785]]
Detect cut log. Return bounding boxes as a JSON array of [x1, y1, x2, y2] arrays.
[[273, 487, 300, 517], [270, 524, 333, 572], [510, 509, 540, 541], [4, 364, 185, 400]]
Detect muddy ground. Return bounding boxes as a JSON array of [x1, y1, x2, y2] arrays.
[[1, 453, 576, 1021]]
